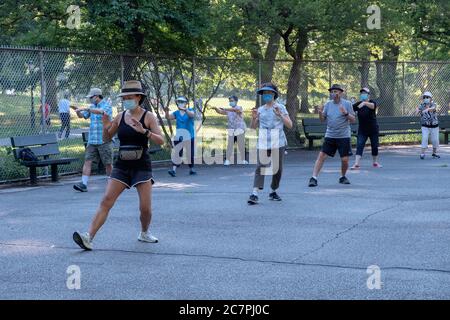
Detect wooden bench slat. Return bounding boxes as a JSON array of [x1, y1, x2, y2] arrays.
[[21, 158, 77, 167], [10, 133, 57, 147], [13, 143, 60, 160], [378, 123, 421, 131], [376, 116, 419, 124]]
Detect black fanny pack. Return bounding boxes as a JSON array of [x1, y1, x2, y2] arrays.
[[118, 145, 143, 161]]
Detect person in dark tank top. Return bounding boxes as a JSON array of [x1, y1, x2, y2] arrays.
[[73, 80, 165, 251], [350, 87, 382, 170]]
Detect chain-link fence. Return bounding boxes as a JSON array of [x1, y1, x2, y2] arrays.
[[1, 46, 449, 182]]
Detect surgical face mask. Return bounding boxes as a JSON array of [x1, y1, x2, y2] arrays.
[[423, 98, 431, 104], [177, 103, 187, 110], [330, 92, 338, 100], [262, 94, 273, 104], [229, 101, 237, 107], [89, 97, 97, 104], [360, 93, 369, 101], [123, 99, 138, 110]]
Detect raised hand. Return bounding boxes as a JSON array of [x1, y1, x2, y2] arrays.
[[339, 104, 347, 114], [130, 117, 145, 134], [102, 112, 110, 126], [273, 105, 282, 117], [318, 105, 324, 115], [251, 108, 259, 120]]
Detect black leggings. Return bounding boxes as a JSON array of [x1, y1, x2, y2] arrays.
[[172, 139, 195, 168], [356, 132, 379, 156]]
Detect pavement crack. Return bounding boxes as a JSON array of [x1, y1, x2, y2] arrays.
[[291, 201, 405, 263], [2, 240, 450, 276]]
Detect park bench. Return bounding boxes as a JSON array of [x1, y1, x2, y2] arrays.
[[302, 115, 450, 150], [10, 134, 77, 185]]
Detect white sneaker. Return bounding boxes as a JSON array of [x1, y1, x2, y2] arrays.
[[224, 160, 231, 166], [73, 231, 93, 250], [138, 231, 159, 243], [239, 160, 249, 165]]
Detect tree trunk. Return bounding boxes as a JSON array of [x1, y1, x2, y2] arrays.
[[299, 62, 310, 114], [123, 56, 140, 81], [261, 33, 281, 83], [46, 76, 58, 113], [43, 55, 65, 113], [285, 58, 302, 145], [375, 44, 399, 116], [283, 29, 308, 146], [359, 52, 371, 88], [252, 32, 281, 108]]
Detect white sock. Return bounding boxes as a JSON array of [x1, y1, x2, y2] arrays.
[[82, 175, 89, 186], [271, 189, 277, 193], [252, 188, 259, 196], [312, 176, 317, 180], [172, 166, 177, 172]]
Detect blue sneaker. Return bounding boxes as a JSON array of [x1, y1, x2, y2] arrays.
[[73, 182, 88, 192], [168, 170, 176, 177]]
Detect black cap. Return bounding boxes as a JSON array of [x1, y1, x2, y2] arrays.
[[328, 84, 344, 92]]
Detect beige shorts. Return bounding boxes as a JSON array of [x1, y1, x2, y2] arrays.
[[85, 142, 113, 165]]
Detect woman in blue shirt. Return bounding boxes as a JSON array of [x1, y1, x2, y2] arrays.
[[165, 96, 197, 176]]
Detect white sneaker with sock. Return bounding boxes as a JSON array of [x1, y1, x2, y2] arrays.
[[138, 231, 159, 243]]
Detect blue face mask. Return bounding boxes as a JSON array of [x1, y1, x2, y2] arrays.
[[89, 97, 97, 105], [229, 101, 236, 107], [262, 94, 273, 104], [360, 93, 369, 101], [330, 93, 337, 100], [123, 99, 138, 110], [423, 98, 431, 104]]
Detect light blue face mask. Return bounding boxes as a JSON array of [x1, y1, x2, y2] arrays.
[[177, 103, 187, 110], [262, 94, 273, 104], [89, 97, 97, 105], [360, 93, 369, 101], [229, 101, 237, 107], [423, 98, 431, 104], [123, 99, 138, 110]]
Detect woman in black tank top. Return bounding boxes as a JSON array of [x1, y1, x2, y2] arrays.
[[115, 109, 152, 170], [73, 81, 164, 251]]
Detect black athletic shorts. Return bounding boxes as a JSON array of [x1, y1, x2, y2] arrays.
[[110, 167, 154, 189], [321, 137, 353, 158]]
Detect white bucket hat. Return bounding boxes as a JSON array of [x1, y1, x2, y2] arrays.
[[422, 91, 433, 98], [176, 96, 188, 103], [86, 88, 102, 98]]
